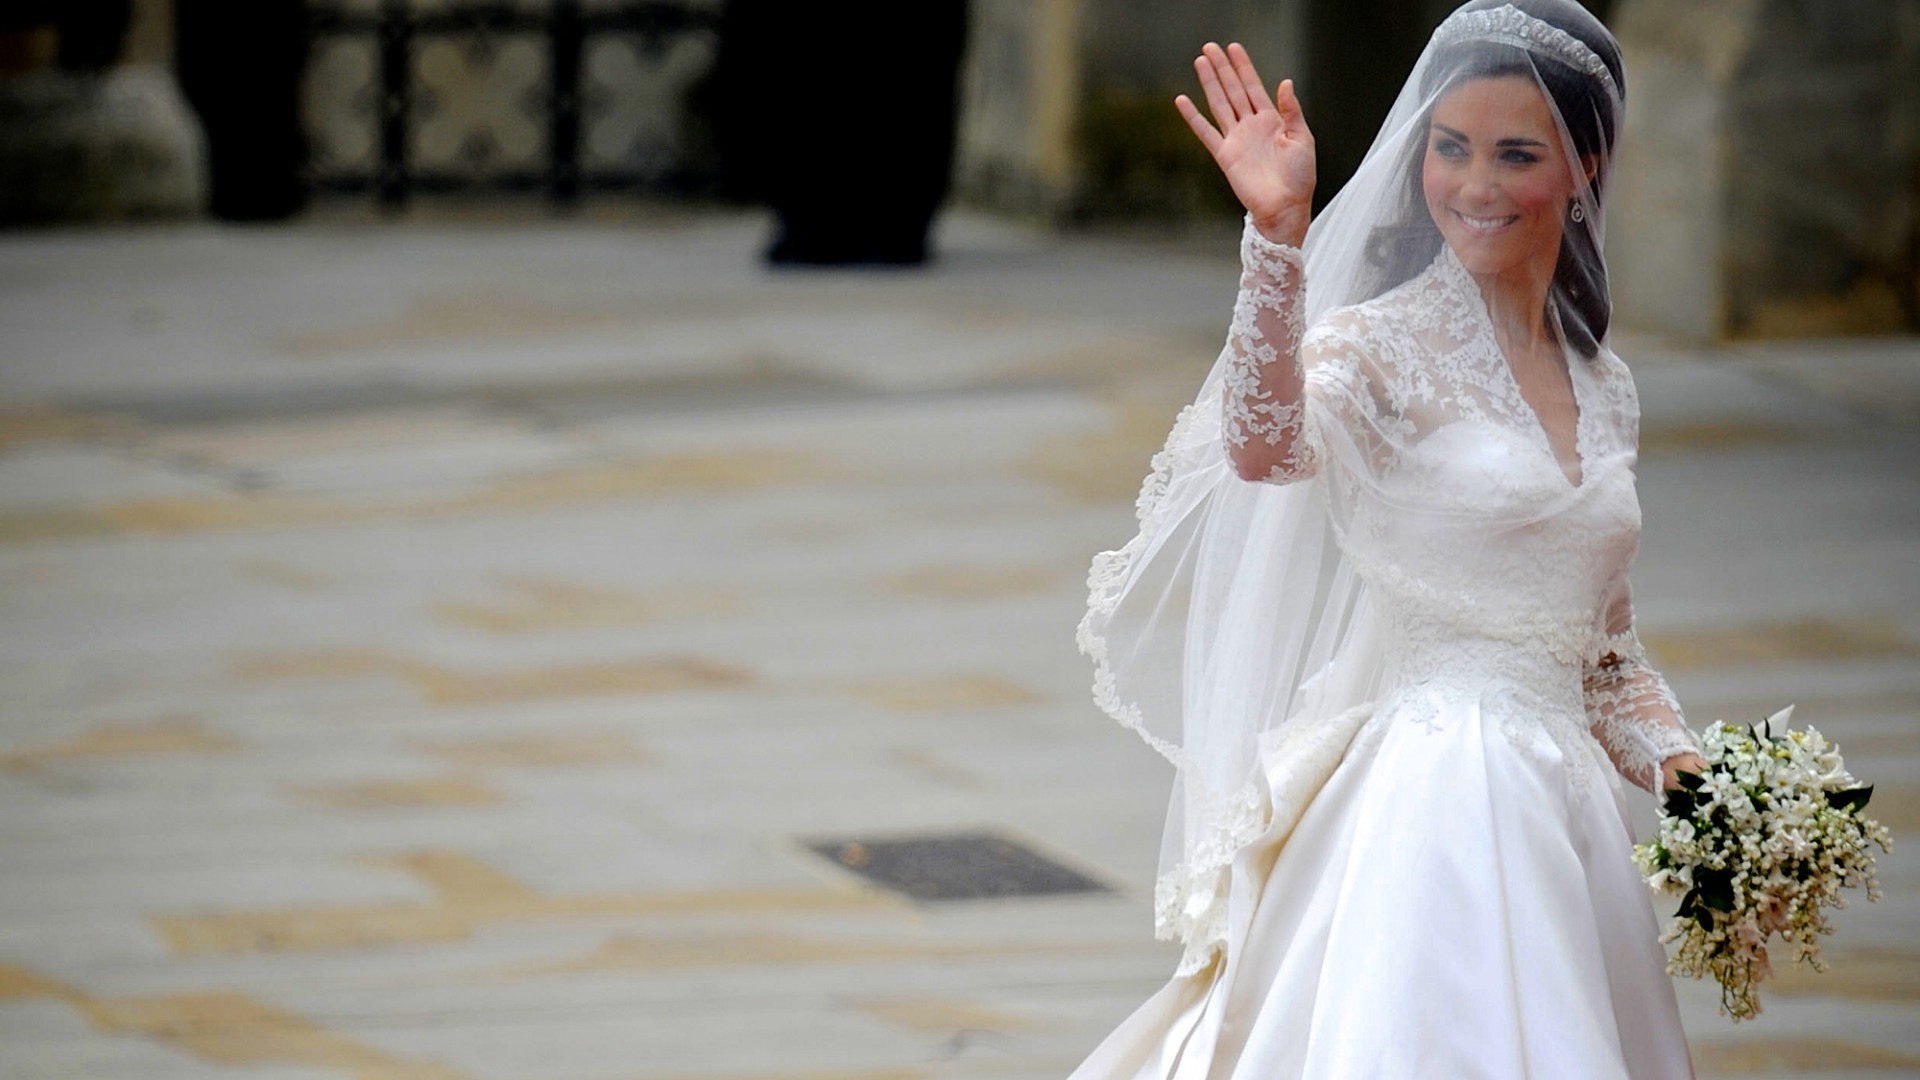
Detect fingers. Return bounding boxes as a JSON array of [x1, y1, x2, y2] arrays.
[[1225, 42, 1272, 113], [1193, 50, 1235, 131], [1202, 42, 1254, 120], [1174, 94, 1224, 155]]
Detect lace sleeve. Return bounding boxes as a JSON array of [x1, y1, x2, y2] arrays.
[[1584, 572, 1701, 794], [1221, 214, 1317, 484]]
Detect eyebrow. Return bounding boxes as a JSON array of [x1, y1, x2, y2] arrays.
[[1431, 123, 1549, 149]]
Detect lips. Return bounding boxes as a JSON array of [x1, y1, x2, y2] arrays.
[[1452, 209, 1519, 235]]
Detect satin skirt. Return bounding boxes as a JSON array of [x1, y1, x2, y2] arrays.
[[1069, 690, 1696, 1079]]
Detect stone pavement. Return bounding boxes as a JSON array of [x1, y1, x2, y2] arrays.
[[0, 205, 1915, 1079]]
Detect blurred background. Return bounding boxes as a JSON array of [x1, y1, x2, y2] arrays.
[[1, 1, 1916, 1077]]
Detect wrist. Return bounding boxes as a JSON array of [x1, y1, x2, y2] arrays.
[[1250, 208, 1309, 249], [1660, 751, 1707, 789]]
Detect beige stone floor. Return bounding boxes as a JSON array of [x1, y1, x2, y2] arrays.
[[0, 206, 1915, 1079]]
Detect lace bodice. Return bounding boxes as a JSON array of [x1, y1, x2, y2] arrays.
[[1222, 215, 1699, 796]]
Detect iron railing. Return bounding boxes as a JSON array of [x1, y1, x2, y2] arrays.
[[303, 0, 719, 205]]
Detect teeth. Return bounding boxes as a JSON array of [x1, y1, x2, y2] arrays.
[[1458, 212, 1517, 230]]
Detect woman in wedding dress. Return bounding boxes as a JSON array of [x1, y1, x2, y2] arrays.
[[1071, 2, 1708, 1076]]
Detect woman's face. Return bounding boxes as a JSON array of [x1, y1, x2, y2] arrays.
[[1422, 75, 1578, 283]]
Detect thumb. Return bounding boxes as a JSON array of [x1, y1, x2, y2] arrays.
[[1276, 78, 1307, 137]]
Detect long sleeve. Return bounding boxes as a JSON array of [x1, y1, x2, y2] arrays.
[[1221, 214, 1318, 485], [1583, 571, 1701, 794]]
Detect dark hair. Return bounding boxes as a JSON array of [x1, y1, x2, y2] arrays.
[[1363, 0, 1625, 357]]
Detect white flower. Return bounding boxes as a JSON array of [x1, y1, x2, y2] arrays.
[[1647, 868, 1686, 895], [1633, 705, 1892, 1022]]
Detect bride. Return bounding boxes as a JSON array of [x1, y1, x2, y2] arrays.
[[1071, 2, 1708, 1076]]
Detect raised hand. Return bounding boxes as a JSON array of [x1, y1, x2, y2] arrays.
[[1175, 42, 1316, 248]]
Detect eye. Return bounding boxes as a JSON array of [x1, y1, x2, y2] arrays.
[[1500, 148, 1541, 164], [1432, 138, 1466, 159]]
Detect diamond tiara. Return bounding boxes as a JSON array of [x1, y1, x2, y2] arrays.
[[1429, 4, 1621, 103]]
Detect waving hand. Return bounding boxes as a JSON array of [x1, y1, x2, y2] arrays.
[[1175, 42, 1316, 248]]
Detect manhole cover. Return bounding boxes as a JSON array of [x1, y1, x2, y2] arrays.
[[804, 831, 1112, 901]]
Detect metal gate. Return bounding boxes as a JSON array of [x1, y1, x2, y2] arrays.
[[303, 0, 721, 205]]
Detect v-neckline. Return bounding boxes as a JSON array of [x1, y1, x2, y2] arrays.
[[1436, 245, 1589, 489], [1499, 334, 1587, 489]]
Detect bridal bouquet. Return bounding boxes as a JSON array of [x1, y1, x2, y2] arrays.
[[1632, 705, 1892, 1020]]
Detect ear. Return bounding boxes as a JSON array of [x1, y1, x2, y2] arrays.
[[1580, 152, 1600, 186]]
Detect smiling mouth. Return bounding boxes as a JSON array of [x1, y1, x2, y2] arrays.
[[1452, 210, 1519, 234]]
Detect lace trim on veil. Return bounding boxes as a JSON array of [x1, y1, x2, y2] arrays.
[[1076, 381, 1274, 973], [1077, 379, 1382, 976], [1077, 395, 1218, 773]]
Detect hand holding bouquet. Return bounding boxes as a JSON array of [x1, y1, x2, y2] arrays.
[[1632, 705, 1893, 1021]]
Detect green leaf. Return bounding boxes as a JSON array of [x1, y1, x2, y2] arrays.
[[1687, 894, 1715, 931], [1825, 784, 1873, 813], [1694, 867, 1735, 912]]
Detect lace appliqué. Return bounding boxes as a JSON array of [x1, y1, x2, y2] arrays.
[[1222, 217, 1321, 484], [1155, 701, 1378, 977], [1584, 627, 1701, 794], [1152, 779, 1267, 977], [1337, 537, 1601, 669]]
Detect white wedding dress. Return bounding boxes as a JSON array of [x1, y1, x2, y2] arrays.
[[1069, 220, 1701, 1078]]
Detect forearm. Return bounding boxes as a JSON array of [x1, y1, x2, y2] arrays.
[[1585, 633, 1702, 794], [1222, 214, 1315, 484]]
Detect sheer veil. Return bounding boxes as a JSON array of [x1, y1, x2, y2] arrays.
[[1077, 0, 1629, 976]]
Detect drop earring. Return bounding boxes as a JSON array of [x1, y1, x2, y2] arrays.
[[1569, 201, 1585, 223]]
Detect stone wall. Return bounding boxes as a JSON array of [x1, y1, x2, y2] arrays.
[[1609, 0, 1920, 339], [954, 0, 1308, 224], [0, 0, 205, 224], [954, 0, 1082, 220], [0, 65, 206, 224]]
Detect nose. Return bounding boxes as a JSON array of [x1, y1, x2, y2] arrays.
[[1460, 159, 1500, 206]]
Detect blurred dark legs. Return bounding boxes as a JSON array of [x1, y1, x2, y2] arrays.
[[175, 0, 309, 221], [713, 0, 968, 266]]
